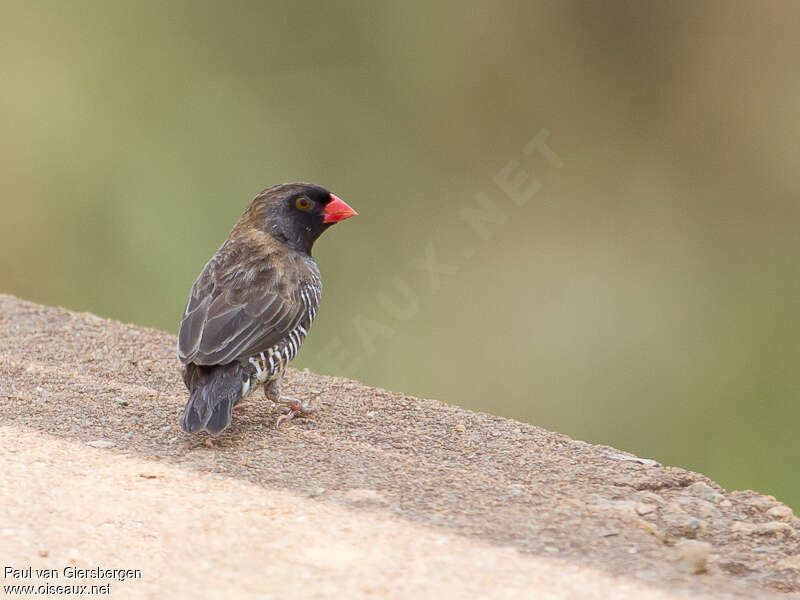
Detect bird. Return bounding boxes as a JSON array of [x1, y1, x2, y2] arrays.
[[176, 182, 357, 435]]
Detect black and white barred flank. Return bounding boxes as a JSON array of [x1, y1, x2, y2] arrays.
[[241, 279, 321, 397]]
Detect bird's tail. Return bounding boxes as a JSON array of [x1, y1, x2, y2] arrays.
[[180, 363, 247, 435]]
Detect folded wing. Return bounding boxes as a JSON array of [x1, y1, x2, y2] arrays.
[[177, 255, 319, 366]]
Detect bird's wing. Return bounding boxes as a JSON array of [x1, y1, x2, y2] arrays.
[[177, 253, 320, 366]]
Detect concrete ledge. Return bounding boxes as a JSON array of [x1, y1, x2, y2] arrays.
[[0, 294, 797, 598]]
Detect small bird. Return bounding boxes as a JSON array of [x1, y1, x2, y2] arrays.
[[177, 182, 357, 435]]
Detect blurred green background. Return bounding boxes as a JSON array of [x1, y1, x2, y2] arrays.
[[1, 1, 798, 510]]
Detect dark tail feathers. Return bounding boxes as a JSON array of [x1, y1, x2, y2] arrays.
[[180, 363, 245, 435]]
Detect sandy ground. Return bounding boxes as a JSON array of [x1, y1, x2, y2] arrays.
[[0, 294, 798, 599]]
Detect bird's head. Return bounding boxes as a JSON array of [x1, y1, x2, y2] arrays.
[[245, 182, 357, 254]]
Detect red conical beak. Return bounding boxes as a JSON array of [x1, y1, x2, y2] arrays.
[[323, 194, 357, 223]]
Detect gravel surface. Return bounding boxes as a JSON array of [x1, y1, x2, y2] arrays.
[[0, 294, 798, 598]]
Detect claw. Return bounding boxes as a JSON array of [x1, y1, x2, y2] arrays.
[[275, 396, 315, 426]]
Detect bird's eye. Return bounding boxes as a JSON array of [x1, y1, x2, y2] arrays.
[[295, 197, 312, 211]]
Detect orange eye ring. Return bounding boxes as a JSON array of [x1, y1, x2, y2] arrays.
[[295, 197, 312, 211]]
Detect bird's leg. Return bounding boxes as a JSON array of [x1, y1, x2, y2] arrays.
[[264, 377, 316, 426]]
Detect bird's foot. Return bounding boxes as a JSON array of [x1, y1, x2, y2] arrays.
[[275, 396, 316, 426], [233, 400, 248, 412]]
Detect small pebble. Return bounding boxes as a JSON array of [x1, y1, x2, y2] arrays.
[[731, 521, 756, 535], [718, 560, 755, 575], [636, 503, 656, 516], [114, 397, 129, 406], [606, 451, 660, 467], [765, 505, 794, 520], [341, 489, 388, 506], [86, 440, 116, 448], [663, 505, 705, 538], [600, 530, 619, 537], [675, 497, 720, 519], [637, 520, 667, 542], [632, 491, 664, 506], [687, 482, 723, 504], [745, 496, 777, 512], [753, 521, 795, 538], [676, 540, 712, 574], [587, 496, 638, 516]]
